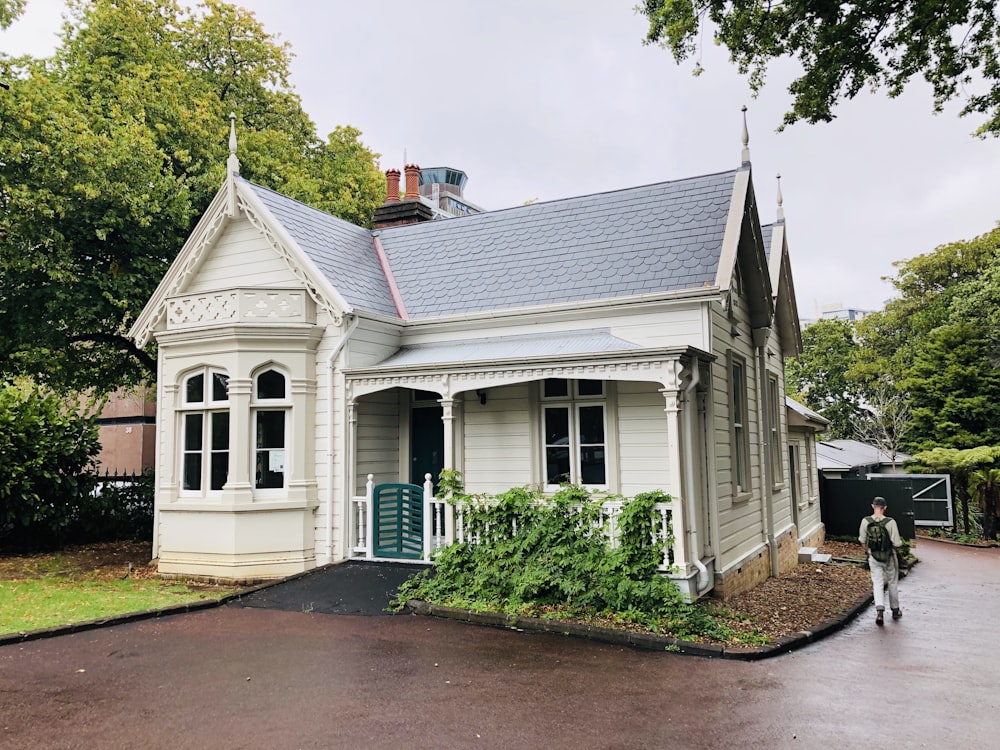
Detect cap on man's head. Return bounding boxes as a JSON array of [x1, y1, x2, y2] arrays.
[[872, 496, 887, 507]]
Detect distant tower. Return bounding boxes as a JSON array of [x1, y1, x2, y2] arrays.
[[418, 167, 483, 218]]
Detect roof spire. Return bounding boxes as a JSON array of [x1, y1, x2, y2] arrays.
[[740, 105, 750, 166], [776, 173, 785, 221], [227, 112, 240, 176]]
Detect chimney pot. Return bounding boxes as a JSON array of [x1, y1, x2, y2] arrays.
[[404, 164, 420, 199], [385, 169, 401, 203]]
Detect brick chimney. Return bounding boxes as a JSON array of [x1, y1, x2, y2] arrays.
[[385, 168, 401, 203], [372, 164, 434, 229], [403, 164, 420, 199]]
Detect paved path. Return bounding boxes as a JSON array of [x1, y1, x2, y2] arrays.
[[1, 539, 997, 749]]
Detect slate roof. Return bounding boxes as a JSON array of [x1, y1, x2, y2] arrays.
[[244, 170, 737, 321], [761, 223, 774, 259], [371, 329, 644, 369], [379, 171, 737, 319], [817, 439, 912, 472]]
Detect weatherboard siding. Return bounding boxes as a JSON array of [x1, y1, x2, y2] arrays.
[[616, 381, 671, 496], [463, 384, 533, 494], [186, 217, 299, 293]]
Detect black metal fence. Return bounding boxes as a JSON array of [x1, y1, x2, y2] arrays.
[[0, 469, 153, 552]]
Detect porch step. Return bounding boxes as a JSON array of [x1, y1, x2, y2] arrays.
[[798, 547, 833, 565]]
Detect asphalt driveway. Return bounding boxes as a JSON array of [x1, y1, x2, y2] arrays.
[[1, 539, 997, 749]]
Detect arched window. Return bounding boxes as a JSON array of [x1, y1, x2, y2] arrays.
[[180, 369, 229, 493], [253, 368, 289, 490]]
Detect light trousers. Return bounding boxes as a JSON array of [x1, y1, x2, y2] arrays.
[[869, 553, 900, 611]]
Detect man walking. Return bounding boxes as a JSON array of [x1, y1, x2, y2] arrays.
[[859, 496, 903, 625]]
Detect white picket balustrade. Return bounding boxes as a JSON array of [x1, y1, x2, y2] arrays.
[[349, 477, 676, 571]]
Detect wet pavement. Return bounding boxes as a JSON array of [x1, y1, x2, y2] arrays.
[[1, 538, 997, 749]]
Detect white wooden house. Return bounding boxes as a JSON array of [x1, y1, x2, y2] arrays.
[[129, 123, 825, 600]]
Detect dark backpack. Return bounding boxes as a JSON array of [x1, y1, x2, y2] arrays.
[[866, 516, 893, 563]]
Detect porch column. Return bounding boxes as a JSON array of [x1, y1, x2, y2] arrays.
[[439, 397, 458, 543], [347, 399, 358, 497], [439, 397, 457, 476], [659, 359, 689, 572]]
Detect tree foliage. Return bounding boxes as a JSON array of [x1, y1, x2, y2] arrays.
[[853, 225, 1000, 450], [0, 0, 385, 393], [0, 0, 25, 29], [638, 0, 1000, 136], [785, 318, 864, 439]]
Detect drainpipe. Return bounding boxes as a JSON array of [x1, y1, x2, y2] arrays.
[[325, 314, 359, 563], [683, 362, 711, 595], [753, 326, 779, 577]]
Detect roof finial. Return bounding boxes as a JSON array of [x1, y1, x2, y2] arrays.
[[227, 112, 240, 176], [776, 173, 785, 221], [740, 105, 750, 165]]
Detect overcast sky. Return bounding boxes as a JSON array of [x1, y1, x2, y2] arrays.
[[4, 1, 999, 318]]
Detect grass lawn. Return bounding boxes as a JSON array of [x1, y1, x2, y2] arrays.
[[0, 541, 244, 635]]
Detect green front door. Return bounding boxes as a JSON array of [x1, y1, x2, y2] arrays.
[[410, 401, 444, 490]]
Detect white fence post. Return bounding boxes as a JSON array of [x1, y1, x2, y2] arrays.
[[423, 473, 433, 562], [364, 474, 374, 559]]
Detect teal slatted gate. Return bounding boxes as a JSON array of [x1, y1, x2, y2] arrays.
[[373, 483, 424, 559]]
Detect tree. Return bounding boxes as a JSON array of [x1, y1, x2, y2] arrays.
[[851, 224, 1000, 449], [785, 318, 864, 438], [0, 0, 384, 393], [902, 321, 1000, 450], [851, 382, 912, 468], [638, 0, 1000, 137]]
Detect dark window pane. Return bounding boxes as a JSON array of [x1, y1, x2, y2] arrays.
[[578, 406, 605, 444], [577, 379, 603, 396], [543, 379, 568, 398], [257, 370, 285, 399], [184, 413, 203, 451], [210, 452, 228, 491], [212, 372, 230, 402], [546, 447, 570, 484], [183, 454, 202, 491], [185, 374, 204, 404], [580, 446, 606, 484], [256, 411, 285, 449], [412, 390, 439, 402], [544, 408, 569, 445], [211, 411, 229, 450], [256, 449, 285, 489]]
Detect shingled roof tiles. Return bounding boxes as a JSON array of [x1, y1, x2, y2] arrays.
[[244, 170, 737, 320], [378, 169, 737, 319]]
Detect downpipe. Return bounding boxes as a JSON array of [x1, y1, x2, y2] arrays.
[[753, 327, 779, 578], [683, 363, 711, 595], [325, 314, 359, 563]]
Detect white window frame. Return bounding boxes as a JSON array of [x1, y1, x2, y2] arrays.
[[768, 374, 783, 485], [252, 367, 290, 494], [178, 368, 230, 496], [728, 353, 751, 497], [541, 378, 608, 490]]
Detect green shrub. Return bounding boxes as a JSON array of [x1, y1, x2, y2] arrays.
[[395, 475, 734, 640], [0, 381, 101, 549]]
